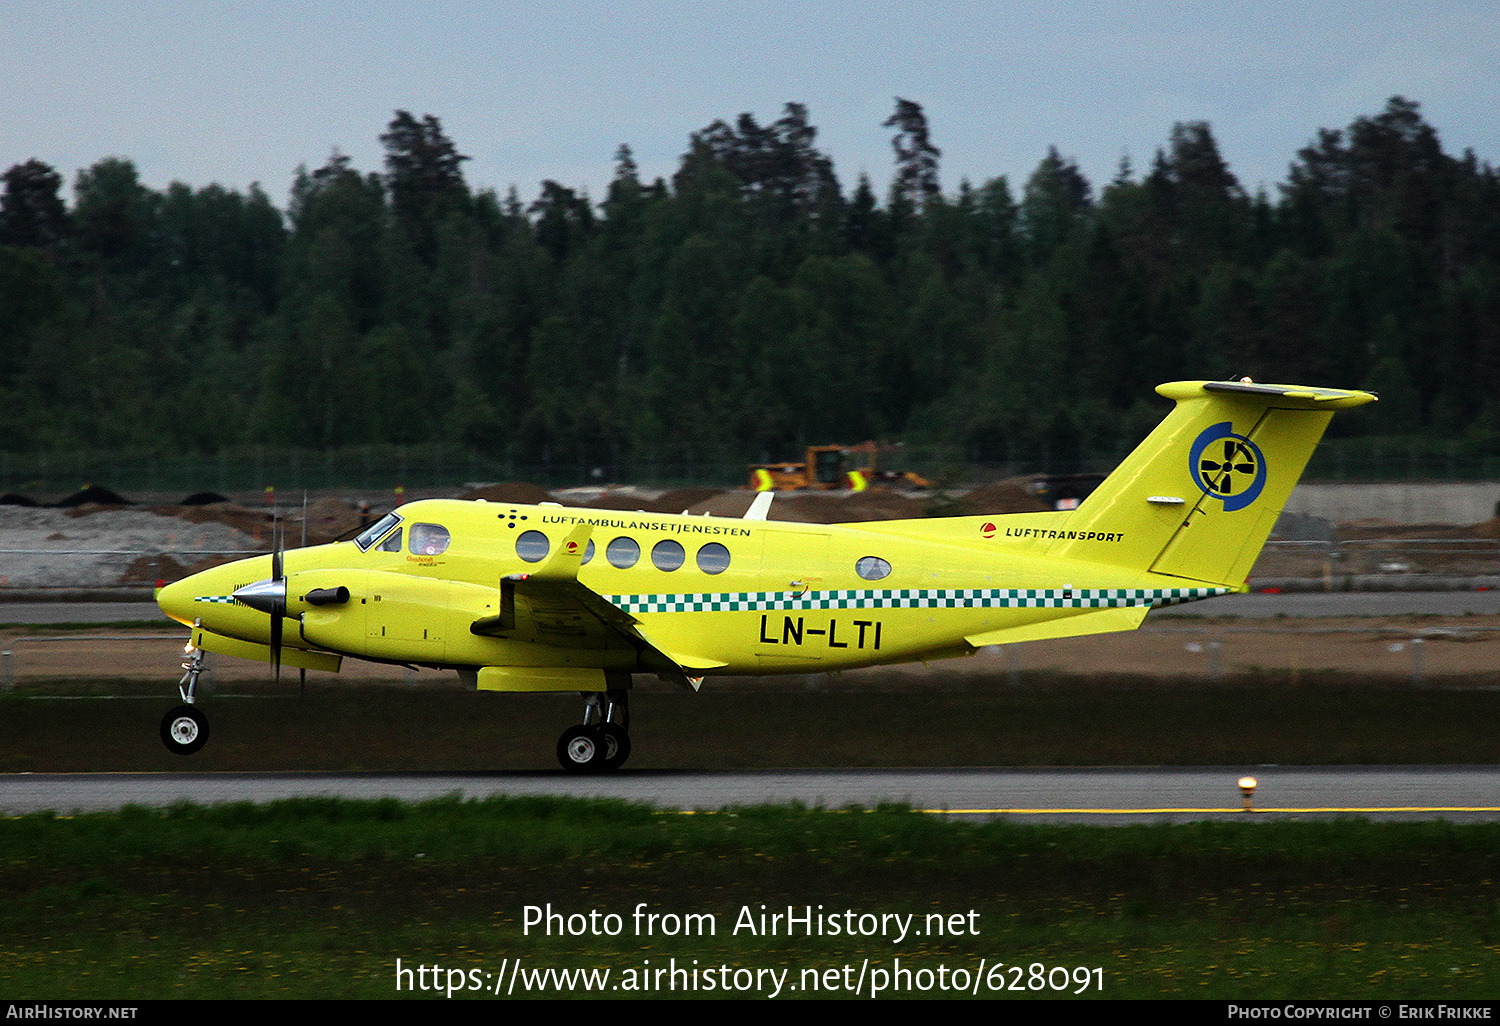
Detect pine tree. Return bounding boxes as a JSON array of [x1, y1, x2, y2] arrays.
[[0, 159, 69, 253], [883, 98, 941, 211]]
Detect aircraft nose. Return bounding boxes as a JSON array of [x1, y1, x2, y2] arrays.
[[157, 560, 252, 627], [156, 576, 200, 626]]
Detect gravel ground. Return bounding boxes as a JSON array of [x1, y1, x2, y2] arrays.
[[2, 497, 1495, 593], [0, 506, 263, 589]]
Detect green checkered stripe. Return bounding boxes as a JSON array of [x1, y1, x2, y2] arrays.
[[607, 586, 1230, 614], [196, 595, 237, 604]]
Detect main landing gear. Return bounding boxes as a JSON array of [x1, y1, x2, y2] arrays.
[[557, 689, 630, 773], [161, 645, 210, 755]]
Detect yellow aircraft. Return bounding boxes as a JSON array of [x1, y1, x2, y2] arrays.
[[156, 380, 1374, 771]]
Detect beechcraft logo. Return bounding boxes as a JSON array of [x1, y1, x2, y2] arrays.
[[1189, 423, 1266, 512]]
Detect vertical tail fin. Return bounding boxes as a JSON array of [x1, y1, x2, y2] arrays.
[[1050, 381, 1376, 587]]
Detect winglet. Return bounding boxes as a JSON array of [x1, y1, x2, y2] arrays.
[[745, 491, 774, 520]]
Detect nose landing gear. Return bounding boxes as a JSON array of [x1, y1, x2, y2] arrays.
[[161, 644, 210, 756]]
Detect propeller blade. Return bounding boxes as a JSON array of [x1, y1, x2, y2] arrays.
[[270, 510, 284, 681], [270, 608, 282, 681]]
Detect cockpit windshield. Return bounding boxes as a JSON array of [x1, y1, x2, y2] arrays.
[[353, 511, 402, 552]]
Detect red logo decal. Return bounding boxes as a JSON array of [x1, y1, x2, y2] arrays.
[[981, 522, 996, 538]]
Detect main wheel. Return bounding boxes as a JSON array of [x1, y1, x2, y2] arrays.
[[160, 705, 209, 756], [600, 723, 631, 771], [557, 725, 605, 773]]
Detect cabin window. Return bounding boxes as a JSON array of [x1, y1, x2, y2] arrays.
[[378, 528, 403, 552], [696, 542, 731, 575], [354, 511, 401, 551], [409, 523, 451, 556], [606, 536, 640, 569], [652, 539, 685, 571], [516, 530, 550, 563], [581, 539, 595, 565], [855, 556, 892, 581]]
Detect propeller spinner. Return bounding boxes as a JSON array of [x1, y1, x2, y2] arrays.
[[231, 520, 288, 679]]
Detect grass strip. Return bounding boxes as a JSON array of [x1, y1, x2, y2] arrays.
[[1, 796, 1496, 999]]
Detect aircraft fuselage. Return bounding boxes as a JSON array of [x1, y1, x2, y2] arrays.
[[157, 498, 1224, 679]]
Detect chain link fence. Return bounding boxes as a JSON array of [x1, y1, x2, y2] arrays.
[[5, 436, 1497, 502]]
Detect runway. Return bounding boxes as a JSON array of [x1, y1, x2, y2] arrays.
[[5, 593, 1497, 821], [4, 766, 1497, 822]]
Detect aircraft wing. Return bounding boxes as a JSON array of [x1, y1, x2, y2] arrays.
[[469, 523, 724, 681]]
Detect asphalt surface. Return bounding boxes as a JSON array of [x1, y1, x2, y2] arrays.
[[1161, 590, 1500, 618], [0, 601, 175, 624], [4, 594, 1496, 823], [3, 766, 1497, 821]]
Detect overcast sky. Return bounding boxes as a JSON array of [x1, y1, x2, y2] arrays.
[[3, 1, 1497, 210]]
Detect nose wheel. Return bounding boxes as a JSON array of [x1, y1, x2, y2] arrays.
[[556, 689, 630, 773], [161, 705, 209, 755]]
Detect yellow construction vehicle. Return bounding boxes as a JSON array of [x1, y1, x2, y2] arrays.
[[749, 442, 931, 492]]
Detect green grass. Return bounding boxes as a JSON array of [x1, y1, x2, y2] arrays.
[[1, 798, 1496, 999], [4, 669, 1497, 999]]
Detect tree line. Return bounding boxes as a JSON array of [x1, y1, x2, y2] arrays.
[[1, 97, 1497, 479]]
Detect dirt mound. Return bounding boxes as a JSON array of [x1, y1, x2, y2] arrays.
[[0, 493, 37, 506], [301, 498, 365, 545], [137, 503, 274, 543], [635, 488, 725, 514], [951, 478, 1050, 516], [56, 485, 133, 507], [684, 492, 762, 518], [180, 491, 229, 505], [460, 481, 554, 505], [781, 491, 925, 523], [682, 490, 925, 524], [120, 553, 184, 585], [582, 492, 661, 512], [119, 552, 241, 585], [130, 499, 366, 548]]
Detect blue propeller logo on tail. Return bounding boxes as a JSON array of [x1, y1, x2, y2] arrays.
[[1189, 423, 1266, 512]]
